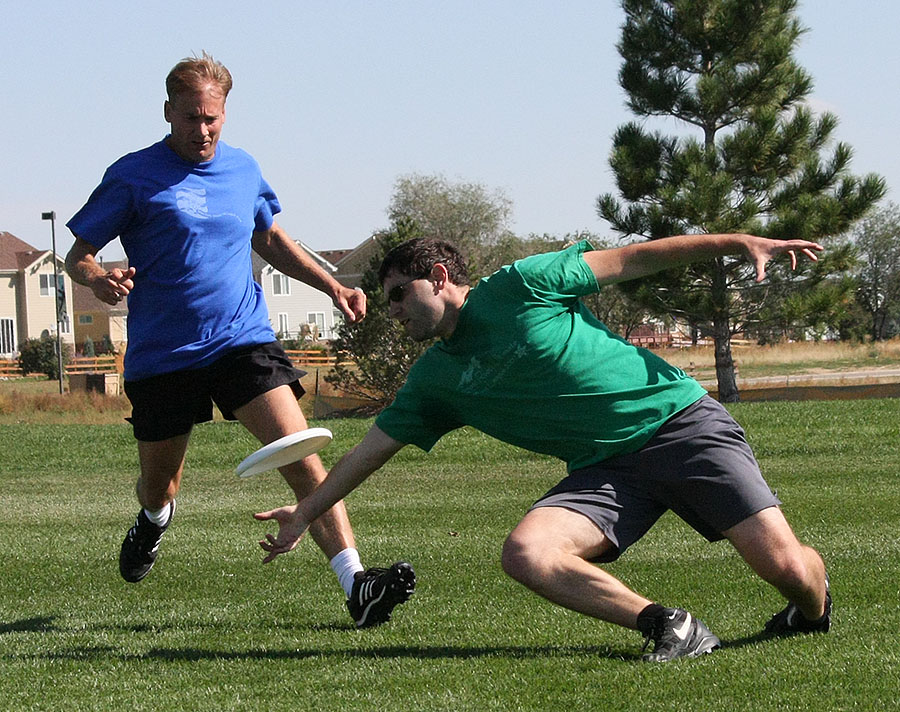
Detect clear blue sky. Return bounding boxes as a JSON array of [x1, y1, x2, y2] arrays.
[[3, 0, 898, 260]]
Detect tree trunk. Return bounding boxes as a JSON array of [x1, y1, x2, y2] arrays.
[[711, 258, 740, 402], [713, 316, 739, 402]]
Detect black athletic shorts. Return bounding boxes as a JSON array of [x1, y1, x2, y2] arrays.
[[123, 341, 306, 442], [530, 395, 780, 562]]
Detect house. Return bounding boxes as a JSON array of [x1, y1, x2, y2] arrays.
[[0, 231, 75, 357], [319, 234, 382, 290], [252, 241, 345, 341], [71, 259, 129, 354]]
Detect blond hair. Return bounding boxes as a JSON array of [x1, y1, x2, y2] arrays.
[[165, 51, 232, 101]]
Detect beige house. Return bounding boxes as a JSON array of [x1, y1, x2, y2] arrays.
[[0, 231, 75, 358], [70, 259, 129, 355]]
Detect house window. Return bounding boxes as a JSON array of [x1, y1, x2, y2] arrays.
[[302, 312, 323, 340], [272, 273, 291, 296], [331, 309, 344, 337], [277, 313, 290, 336], [39, 273, 63, 296], [79, 315, 94, 325], [61, 314, 71, 334], [307, 312, 325, 332], [0, 319, 14, 356]]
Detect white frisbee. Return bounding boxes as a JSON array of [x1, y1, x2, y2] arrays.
[[236, 427, 333, 478]]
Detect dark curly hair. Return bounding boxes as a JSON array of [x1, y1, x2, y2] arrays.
[[378, 238, 469, 286]]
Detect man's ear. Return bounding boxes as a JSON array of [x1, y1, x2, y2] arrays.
[[163, 100, 171, 123], [430, 263, 450, 289]]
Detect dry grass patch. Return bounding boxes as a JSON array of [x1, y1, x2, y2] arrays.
[[663, 338, 900, 376], [0, 386, 130, 424]]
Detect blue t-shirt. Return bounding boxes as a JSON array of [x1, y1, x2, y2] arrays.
[[67, 139, 280, 380], [375, 241, 707, 469]]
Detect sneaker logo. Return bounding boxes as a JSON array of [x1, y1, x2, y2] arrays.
[[673, 612, 692, 640], [785, 606, 797, 627], [357, 587, 386, 627]]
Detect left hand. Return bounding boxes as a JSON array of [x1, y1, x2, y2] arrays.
[[254, 504, 310, 563], [335, 286, 366, 323], [745, 236, 824, 282]]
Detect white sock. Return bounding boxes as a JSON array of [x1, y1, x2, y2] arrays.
[[330, 548, 364, 597], [144, 502, 172, 527]]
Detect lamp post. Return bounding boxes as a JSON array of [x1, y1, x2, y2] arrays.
[[41, 211, 64, 395]]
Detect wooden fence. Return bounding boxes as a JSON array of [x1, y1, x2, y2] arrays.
[[65, 355, 118, 374], [0, 359, 24, 377], [1, 350, 346, 379], [284, 349, 349, 368]]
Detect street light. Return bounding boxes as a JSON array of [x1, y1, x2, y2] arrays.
[[41, 211, 64, 395]]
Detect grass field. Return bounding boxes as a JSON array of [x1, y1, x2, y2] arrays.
[[1, 399, 898, 711]]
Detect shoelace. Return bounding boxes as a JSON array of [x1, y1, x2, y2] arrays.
[[641, 616, 668, 653]]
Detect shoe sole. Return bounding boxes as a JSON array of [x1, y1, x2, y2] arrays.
[[642, 626, 721, 663]]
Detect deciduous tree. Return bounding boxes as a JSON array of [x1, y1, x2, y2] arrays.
[[851, 202, 900, 341]]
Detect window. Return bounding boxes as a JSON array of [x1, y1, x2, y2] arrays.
[[79, 315, 94, 325], [332, 309, 344, 337], [277, 313, 290, 336], [0, 319, 14, 356], [306, 312, 326, 331], [304, 312, 325, 340], [40, 273, 63, 296], [272, 273, 291, 296]]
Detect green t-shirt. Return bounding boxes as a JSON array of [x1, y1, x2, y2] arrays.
[[375, 241, 707, 471]]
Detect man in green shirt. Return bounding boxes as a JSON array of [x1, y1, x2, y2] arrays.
[[255, 233, 831, 662]]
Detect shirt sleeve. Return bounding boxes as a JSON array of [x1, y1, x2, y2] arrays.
[[65, 168, 136, 249], [253, 175, 281, 232], [375, 356, 461, 452], [513, 240, 600, 302]]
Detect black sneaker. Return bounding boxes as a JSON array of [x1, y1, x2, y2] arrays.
[[764, 575, 832, 635], [346, 561, 416, 628], [119, 501, 175, 583], [639, 608, 721, 662]]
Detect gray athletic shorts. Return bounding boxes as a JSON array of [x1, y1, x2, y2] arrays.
[[530, 395, 780, 562]]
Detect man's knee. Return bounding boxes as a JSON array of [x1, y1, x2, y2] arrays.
[[756, 547, 816, 589], [501, 532, 549, 585], [726, 506, 822, 589]]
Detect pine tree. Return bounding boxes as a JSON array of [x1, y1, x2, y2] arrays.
[[598, 0, 885, 401]]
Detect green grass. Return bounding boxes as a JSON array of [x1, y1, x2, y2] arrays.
[[1, 401, 898, 711]]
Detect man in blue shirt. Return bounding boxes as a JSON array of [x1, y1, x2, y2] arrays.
[[65, 52, 413, 628]]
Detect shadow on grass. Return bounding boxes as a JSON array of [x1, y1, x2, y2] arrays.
[[38, 643, 634, 663], [1, 616, 781, 663], [0, 617, 58, 634], [154, 643, 637, 662]]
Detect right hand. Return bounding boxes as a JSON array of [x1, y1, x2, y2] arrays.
[[91, 266, 136, 305], [254, 504, 311, 564]]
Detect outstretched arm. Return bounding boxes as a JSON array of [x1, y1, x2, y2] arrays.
[[584, 233, 823, 287], [254, 425, 405, 563], [252, 221, 366, 323]]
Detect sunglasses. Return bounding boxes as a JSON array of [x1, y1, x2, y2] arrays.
[[386, 273, 430, 303]]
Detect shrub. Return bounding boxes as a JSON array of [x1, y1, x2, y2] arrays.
[[18, 335, 72, 379]]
